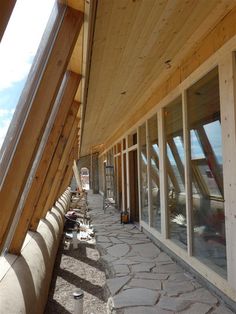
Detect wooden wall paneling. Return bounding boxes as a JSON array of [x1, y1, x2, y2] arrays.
[[0, 7, 83, 250], [43, 128, 78, 214], [29, 114, 79, 231], [102, 5, 236, 153], [0, 0, 16, 42], [8, 74, 81, 255]]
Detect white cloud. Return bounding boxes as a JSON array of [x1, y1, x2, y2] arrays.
[[0, 118, 11, 148], [0, 108, 14, 117], [0, 0, 55, 91]]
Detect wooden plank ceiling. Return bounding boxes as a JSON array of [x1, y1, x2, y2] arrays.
[[80, 0, 236, 157]]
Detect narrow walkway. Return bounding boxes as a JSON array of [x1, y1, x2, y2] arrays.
[[90, 193, 233, 314], [46, 192, 234, 314]]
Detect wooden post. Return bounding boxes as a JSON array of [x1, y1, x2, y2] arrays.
[[43, 130, 78, 215], [159, 109, 168, 238], [146, 120, 152, 227], [218, 52, 236, 289], [0, 6, 83, 250], [8, 74, 80, 254], [29, 116, 79, 231], [57, 147, 76, 198], [182, 90, 193, 256]]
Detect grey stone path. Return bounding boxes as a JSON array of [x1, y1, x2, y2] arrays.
[[88, 192, 234, 314]]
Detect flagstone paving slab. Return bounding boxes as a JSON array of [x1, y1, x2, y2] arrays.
[[106, 276, 131, 296], [178, 302, 213, 314], [134, 272, 169, 280], [113, 264, 130, 275], [163, 280, 195, 296], [158, 296, 191, 311], [107, 243, 130, 258], [97, 235, 111, 243], [98, 242, 113, 249], [131, 243, 161, 258], [111, 287, 160, 308], [127, 278, 162, 290], [179, 287, 218, 305], [153, 263, 184, 274], [124, 306, 172, 314], [131, 262, 156, 273]]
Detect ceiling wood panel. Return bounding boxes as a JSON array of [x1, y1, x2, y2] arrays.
[[81, 0, 236, 156]]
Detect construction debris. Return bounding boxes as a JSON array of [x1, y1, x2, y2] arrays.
[[64, 190, 95, 247]]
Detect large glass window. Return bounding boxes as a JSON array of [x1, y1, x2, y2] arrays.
[[139, 123, 149, 223], [187, 67, 226, 277], [148, 115, 161, 231], [164, 97, 187, 249], [0, 0, 56, 149]]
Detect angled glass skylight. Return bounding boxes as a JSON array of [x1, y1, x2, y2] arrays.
[[0, 0, 55, 149]]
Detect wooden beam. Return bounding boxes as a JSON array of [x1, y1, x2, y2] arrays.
[[0, 0, 16, 42], [0, 6, 83, 250], [43, 129, 78, 215], [29, 113, 79, 231], [8, 73, 81, 255], [57, 149, 75, 197]]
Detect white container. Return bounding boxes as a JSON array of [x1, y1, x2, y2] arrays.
[[73, 289, 84, 314]]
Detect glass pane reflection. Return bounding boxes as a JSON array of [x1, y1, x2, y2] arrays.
[[148, 115, 161, 231], [139, 123, 149, 223], [165, 97, 187, 249], [187, 67, 226, 277]]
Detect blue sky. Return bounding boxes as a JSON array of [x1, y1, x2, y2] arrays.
[[0, 0, 55, 148]]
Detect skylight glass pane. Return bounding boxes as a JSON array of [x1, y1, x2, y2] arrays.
[[173, 136, 184, 163], [204, 120, 222, 165], [0, 0, 55, 149], [190, 130, 204, 160]]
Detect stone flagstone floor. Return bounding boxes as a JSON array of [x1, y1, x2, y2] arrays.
[[88, 192, 234, 314]]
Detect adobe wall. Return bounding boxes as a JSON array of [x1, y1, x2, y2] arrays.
[[0, 189, 71, 314]]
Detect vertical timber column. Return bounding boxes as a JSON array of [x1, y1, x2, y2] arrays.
[[158, 109, 168, 238], [43, 126, 78, 215], [30, 117, 78, 231], [219, 52, 236, 290], [92, 152, 99, 193]]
